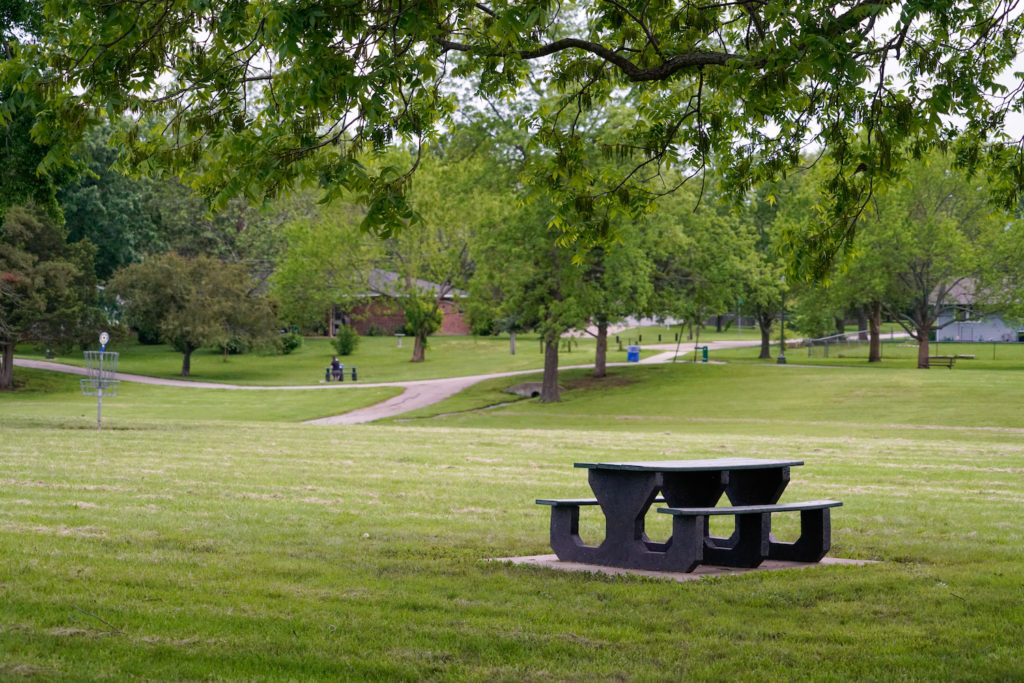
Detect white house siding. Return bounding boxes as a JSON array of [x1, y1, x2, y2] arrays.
[[935, 316, 1023, 342]]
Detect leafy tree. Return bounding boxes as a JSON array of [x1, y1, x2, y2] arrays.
[[645, 184, 754, 353], [0, 0, 67, 221], [56, 121, 310, 283], [583, 240, 654, 379], [472, 199, 590, 402], [827, 155, 1015, 368], [10, 0, 1024, 256], [270, 202, 380, 332], [146, 182, 301, 268], [271, 146, 487, 363], [739, 173, 817, 359], [401, 294, 442, 363], [375, 149, 489, 362], [109, 252, 278, 377], [58, 125, 162, 279], [0, 203, 101, 389]]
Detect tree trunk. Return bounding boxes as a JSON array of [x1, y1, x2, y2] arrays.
[[594, 320, 608, 378], [757, 309, 773, 359], [509, 330, 516, 356], [411, 333, 426, 362], [857, 307, 869, 341], [917, 326, 931, 368], [0, 342, 14, 389], [834, 316, 845, 335], [910, 302, 934, 369], [181, 345, 194, 377], [540, 335, 560, 402], [715, 315, 723, 333], [868, 302, 882, 362]]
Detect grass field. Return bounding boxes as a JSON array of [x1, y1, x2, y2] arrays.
[[15, 333, 656, 386], [0, 369, 401, 424], [713, 338, 1024, 371], [3, 347, 1024, 679]]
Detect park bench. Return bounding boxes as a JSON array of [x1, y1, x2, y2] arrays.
[[927, 356, 955, 369], [657, 499, 842, 570], [324, 366, 358, 382]]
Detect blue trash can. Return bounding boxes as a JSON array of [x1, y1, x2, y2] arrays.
[[627, 345, 640, 362]]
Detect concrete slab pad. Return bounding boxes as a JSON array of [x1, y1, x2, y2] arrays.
[[489, 554, 876, 582]]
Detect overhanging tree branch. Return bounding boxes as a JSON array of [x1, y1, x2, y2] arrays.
[[437, 38, 741, 81]]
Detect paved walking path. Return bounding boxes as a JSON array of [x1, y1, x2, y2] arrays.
[[13, 339, 762, 424]]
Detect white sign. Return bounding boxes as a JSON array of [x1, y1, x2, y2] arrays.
[[99, 332, 110, 347]]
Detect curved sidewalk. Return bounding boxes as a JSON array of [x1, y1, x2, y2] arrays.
[[13, 340, 759, 424]]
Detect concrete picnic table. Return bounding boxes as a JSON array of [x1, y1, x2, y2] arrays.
[[538, 458, 841, 573]]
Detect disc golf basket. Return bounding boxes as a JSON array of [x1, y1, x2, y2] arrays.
[[81, 350, 120, 430]]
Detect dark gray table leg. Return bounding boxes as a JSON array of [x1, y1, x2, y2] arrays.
[[548, 505, 586, 560], [546, 470, 664, 568], [726, 466, 790, 505], [767, 507, 832, 562], [587, 469, 662, 568], [701, 466, 789, 563], [661, 470, 726, 507], [661, 469, 727, 550], [666, 514, 703, 572], [699, 511, 769, 568]]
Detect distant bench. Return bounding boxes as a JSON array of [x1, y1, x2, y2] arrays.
[[324, 366, 358, 382], [927, 356, 955, 369]]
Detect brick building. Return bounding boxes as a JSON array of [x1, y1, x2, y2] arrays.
[[329, 269, 470, 336]]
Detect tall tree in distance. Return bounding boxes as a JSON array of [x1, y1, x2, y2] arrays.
[[59, 124, 311, 282], [401, 293, 442, 363], [472, 198, 590, 403], [58, 125, 161, 279], [645, 183, 755, 352], [844, 156, 1013, 368], [110, 253, 278, 377], [741, 171, 819, 359], [583, 238, 654, 379], [270, 201, 380, 334], [0, 203, 101, 389]]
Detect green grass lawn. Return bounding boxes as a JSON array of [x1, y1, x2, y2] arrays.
[[618, 322, 905, 346], [2, 358, 1024, 679], [16, 333, 659, 385], [388, 359, 1024, 437], [712, 338, 1024, 371], [1, 369, 401, 424]]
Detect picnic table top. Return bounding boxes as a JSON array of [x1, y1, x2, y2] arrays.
[[574, 458, 804, 472]]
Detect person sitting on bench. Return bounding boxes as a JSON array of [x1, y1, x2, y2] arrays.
[[330, 356, 343, 380]]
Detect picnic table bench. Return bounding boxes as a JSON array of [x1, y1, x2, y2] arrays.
[[927, 356, 955, 369], [537, 458, 841, 573]]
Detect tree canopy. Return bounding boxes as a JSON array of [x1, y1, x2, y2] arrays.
[[109, 252, 279, 376], [6, 0, 1024, 265], [828, 155, 1019, 367], [0, 202, 101, 388]]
